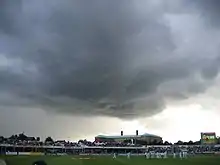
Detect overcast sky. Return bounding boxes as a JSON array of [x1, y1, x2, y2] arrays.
[[1, 0, 220, 143]]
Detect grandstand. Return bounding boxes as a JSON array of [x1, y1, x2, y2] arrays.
[[1, 132, 220, 165], [95, 130, 162, 145]]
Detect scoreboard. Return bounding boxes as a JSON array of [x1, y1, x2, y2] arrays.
[[201, 132, 216, 144]]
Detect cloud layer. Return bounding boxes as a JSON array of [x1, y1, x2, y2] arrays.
[[1, 0, 220, 119]]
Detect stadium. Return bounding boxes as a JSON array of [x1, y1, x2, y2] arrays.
[[0, 132, 220, 165], [1, 1, 220, 165], [95, 130, 163, 145]]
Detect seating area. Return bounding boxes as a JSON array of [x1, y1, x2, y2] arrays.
[[0, 133, 219, 148]]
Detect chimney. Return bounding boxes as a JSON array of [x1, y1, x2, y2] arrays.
[[121, 131, 123, 136], [136, 130, 138, 136]]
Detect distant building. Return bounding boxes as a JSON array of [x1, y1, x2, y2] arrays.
[[95, 132, 163, 145]]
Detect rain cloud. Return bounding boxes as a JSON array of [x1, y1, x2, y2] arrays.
[[1, 0, 220, 119]]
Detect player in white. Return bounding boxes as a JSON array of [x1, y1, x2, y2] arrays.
[[145, 152, 150, 159], [147, 152, 150, 159], [183, 151, 185, 158], [127, 152, 131, 159], [163, 151, 167, 158], [179, 151, 182, 159], [183, 151, 188, 158], [173, 152, 176, 158], [150, 151, 155, 159], [156, 152, 160, 159], [113, 153, 116, 159]]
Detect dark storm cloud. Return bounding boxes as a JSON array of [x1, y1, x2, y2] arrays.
[[186, 0, 220, 27], [0, 0, 220, 119], [0, 0, 23, 36]]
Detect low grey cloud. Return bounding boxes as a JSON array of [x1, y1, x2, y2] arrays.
[[186, 0, 220, 28], [1, 0, 220, 120]]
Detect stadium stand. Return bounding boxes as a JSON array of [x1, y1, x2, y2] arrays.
[[0, 133, 220, 156]]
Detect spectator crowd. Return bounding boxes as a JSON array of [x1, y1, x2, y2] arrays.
[[0, 133, 220, 155]]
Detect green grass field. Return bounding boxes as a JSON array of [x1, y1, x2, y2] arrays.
[[1, 155, 220, 165]]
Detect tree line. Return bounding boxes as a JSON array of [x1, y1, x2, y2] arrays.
[[0, 133, 220, 145]]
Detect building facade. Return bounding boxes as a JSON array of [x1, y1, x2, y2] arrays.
[[95, 132, 163, 145]]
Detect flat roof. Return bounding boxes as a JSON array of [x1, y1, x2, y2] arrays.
[[95, 133, 161, 139]]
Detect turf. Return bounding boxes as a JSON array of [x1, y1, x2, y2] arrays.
[[0, 155, 220, 165]]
